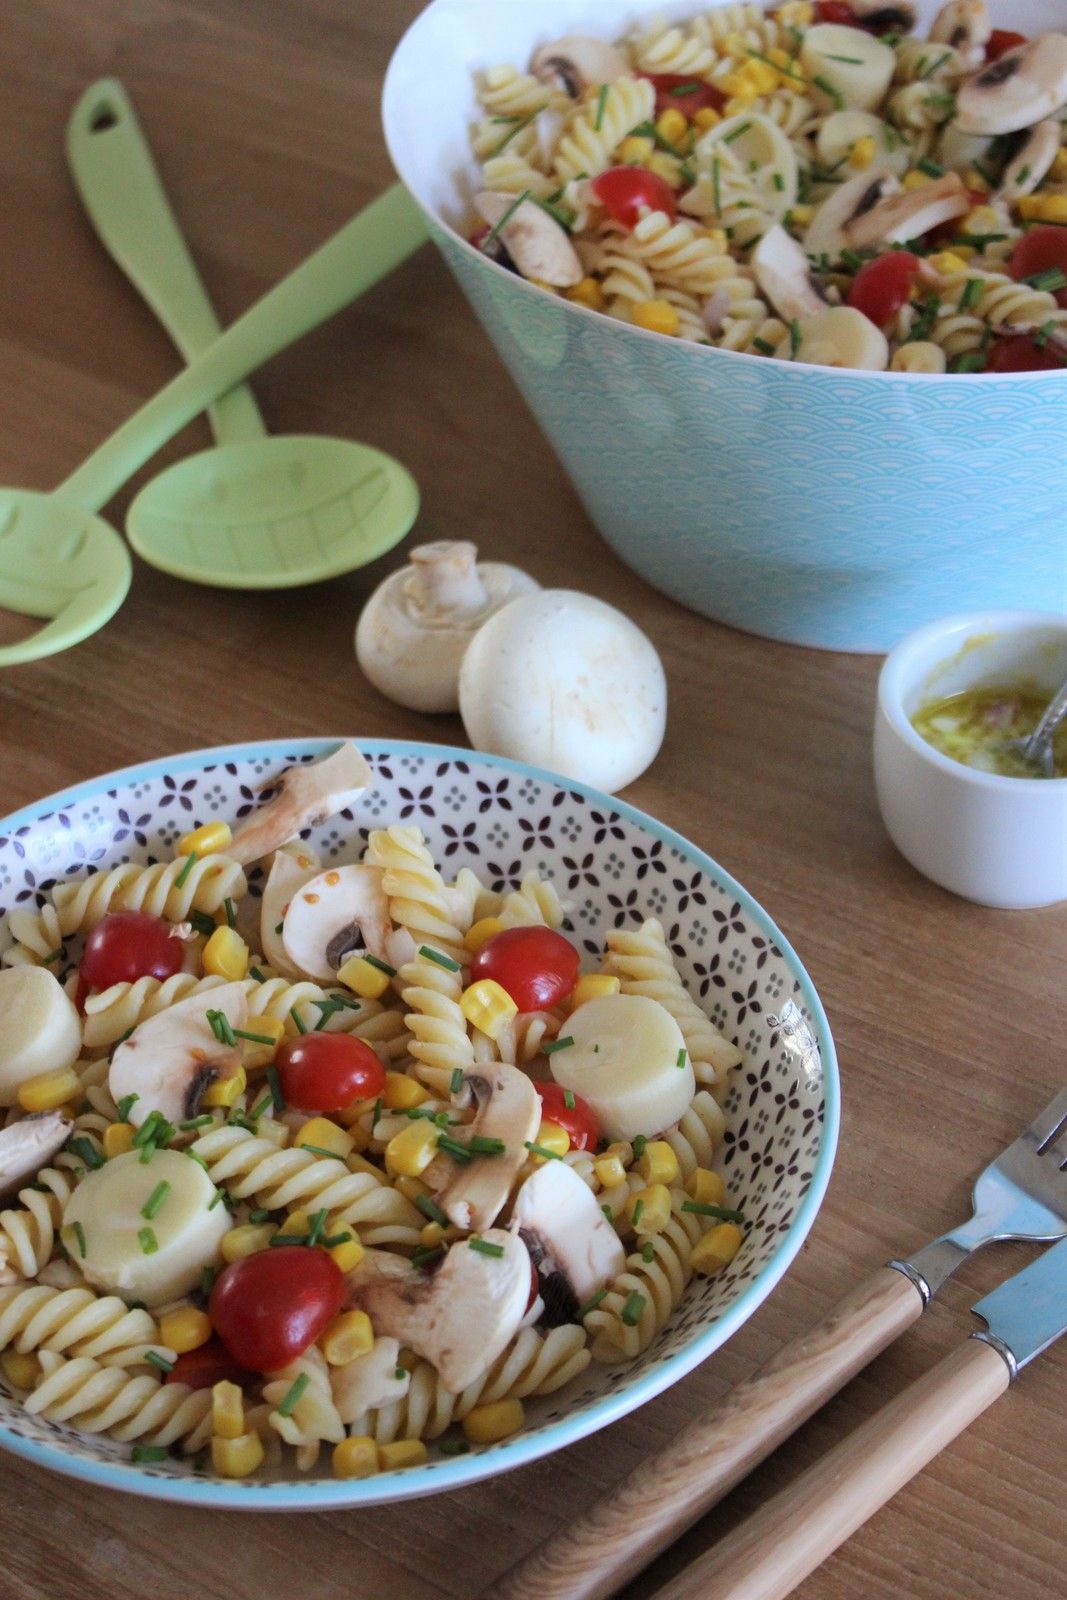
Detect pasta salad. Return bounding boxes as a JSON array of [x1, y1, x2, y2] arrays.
[[0, 744, 744, 1481], [466, 2, 1067, 372]]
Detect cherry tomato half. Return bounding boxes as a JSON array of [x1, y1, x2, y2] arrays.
[[985, 334, 1065, 373], [534, 1080, 600, 1151], [1010, 225, 1067, 310], [642, 72, 724, 117], [591, 165, 677, 229], [985, 29, 1027, 62], [210, 1246, 344, 1373], [846, 251, 921, 326], [165, 1337, 252, 1391], [471, 926, 580, 1013], [77, 909, 184, 1007], [275, 1031, 386, 1113], [815, 2, 906, 33]]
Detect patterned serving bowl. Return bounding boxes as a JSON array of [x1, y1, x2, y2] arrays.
[[382, 0, 1067, 652], [0, 740, 837, 1508]]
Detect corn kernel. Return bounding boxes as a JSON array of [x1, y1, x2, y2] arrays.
[[593, 1153, 627, 1189], [631, 299, 680, 336], [103, 1121, 136, 1159], [691, 1221, 744, 1276], [724, 91, 759, 115], [565, 275, 606, 311], [571, 973, 620, 1009], [212, 1379, 245, 1440], [327, 1233, 365, 1273], [687, 1167, 726, 1207], [383, 1072, 431, 1112], [294, 1117, 354, 1161], [949, 243, 975, 260], [637, 1140, 680, 1186], [462, 1398, 525, 1444], [964, 205, 1002, 234], [212, 1430, 264, 1478], [1, 1349, 41, 1390], [464, 916, 506, 955], [284, 1210, 312, 1236], [617, 135, 655, 164], [385, 1120, 439, 1179], [902, 169, 932, 191], [630, 1182, 672, 1235], [201, 1064, 246, 1109], [646, 151, 686, 189], [177, 820, 233, 857], [1020, 193, 1067, 224], [337, 953, 392, 1000], [531, 1119, 570, 1160], [419, 1220, 447, 1249], [202, 925, 250, 982], [221, 1222, 276, 1262], [927, 250, 969, 275], [777, 0, 814, 25], [377, 1439, 429, 1471], [159, 1306, 212, 1354], [459, 978, 518, 1040], [17, 1065, 82, 1114], [1051, 148, 1067, 181], [393, 1173, 431, 1205], [333, 1435, 379, 1479], [964, 166, 991, 194], [240, 1015, 285, 1072], [656, 107, 689, 147], [693, 107, 721, 130], [848, 135, 876, 169], [743, 58, 779, 95], [321, 1309, 375, 1365], [788, 203, 814, 227]]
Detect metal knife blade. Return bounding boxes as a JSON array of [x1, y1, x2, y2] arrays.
[[972, 1231, 1067, 1376]]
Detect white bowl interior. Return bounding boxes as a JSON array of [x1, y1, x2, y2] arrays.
[[882, 612, 1067, 724]]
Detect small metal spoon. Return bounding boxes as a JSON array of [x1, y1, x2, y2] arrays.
[[1002, 673, 1067, 778]]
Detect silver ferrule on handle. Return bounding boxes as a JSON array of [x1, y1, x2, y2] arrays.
[[970, 1331, 1019, 1382], [887, 1232, 973, 1302]]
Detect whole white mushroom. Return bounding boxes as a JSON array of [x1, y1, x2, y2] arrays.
[[355, 540, 539, 712], [458, 590, 666, 793]]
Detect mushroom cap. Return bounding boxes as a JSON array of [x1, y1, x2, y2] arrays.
[[803, 168, 899, 260], [228, 742, 372, 867], [929, 0, 991, 69], [530, 34, 630, 96], [436, 1064, 542, 1233], [260, 845, 322, 977], [281, 863, 391, 982], [330, 1336, 410, 1424], [474, 192, 584, 288], [842, 171, 970, 248], [458, 590, 667, 795], [751, 225, 824, 323], [956, 33, 1067, 136], [108, 980, 248, 1127], [511, 1159, 625, 1321], [0, 1112, 72, 1200], [998, 119, 1062, 201]]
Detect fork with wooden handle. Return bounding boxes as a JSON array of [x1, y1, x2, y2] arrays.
[[495, 1085, 1067, 1600]]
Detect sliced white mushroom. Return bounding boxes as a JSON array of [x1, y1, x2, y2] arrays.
[[436, 1065, 541, 1233], [511, 1160, 624, 1324], [281, 863, 391, 983], [751, 226, 825, 323], [842, 170, 970, 247], [816, 110, 912, 178], [803, 168, 900, 261], [355, 541, 540, 714], [801, 24, 897, 114], [0, 967, 82, 1106], [0, 1112, 72, 1200], [346, 1231, 531, 1393], [330, 1336, 410, 1424], [227, 743, 373, 867], [937, 122, 997, 172], [956, 33, 1067, 136], [259, 844, 322, 978], [851, 0, 916, 24], [109, 981, 247, 1127], [929, 0, 991, 71], [795, 305, 890, 370], [998, 119, 1062, 202], [473, 192, 584, 288], [530, 35, 631, 97]]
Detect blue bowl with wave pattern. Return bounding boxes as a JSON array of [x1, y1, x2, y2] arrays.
[[383, 0, 1067, 652]]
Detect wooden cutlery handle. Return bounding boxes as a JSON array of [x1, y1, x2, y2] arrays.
[[653, 1337, 1010, 1600], [497, 1266, 923, 1600]]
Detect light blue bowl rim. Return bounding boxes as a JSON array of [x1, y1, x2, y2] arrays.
[[0, 737, 840, 1511]]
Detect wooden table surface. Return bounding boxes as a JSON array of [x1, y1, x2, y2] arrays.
[[1, 3, 1064, 1596]]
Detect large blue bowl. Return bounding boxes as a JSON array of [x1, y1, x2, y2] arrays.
[[383, 0, 1067, 652]]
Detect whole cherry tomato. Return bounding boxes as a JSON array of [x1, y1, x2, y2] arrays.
[[985, 334, 1065, 373], [534, 1080, 601, 1151], [471, 926, 580, 1012], [165, 1336, 252, 1391], [1010, 225, 1067, 309], [642, 72, 725, 117], [77, 909, 184, 1007], [275, 1031, 386, 1113], [985, 29, 1027, 62], [847, 251, 921, 326], [210, 1246, 344, 1373], [590, 165, 677, 228]]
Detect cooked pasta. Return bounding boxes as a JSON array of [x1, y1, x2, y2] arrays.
[[26, 1350, 213, 1449], [264, 1346, 344, 1470], [0, 1167, 76, 1283], [0, 1283, 168, 1368], [584, 1191, 708, 1361], [663, 1090, 729, 1181], [553, 76, 656, 183], [395, 942, 475, 1097], [365, 825, 468, 965]]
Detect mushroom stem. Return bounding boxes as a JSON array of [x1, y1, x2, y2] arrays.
[[409, 541, 488, 618]]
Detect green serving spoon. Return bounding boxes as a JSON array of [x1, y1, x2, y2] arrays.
[[0, 120, 428, 667], [66, 78, 419, 594]]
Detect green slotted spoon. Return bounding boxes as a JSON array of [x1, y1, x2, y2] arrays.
[[0, 108, 428, 667], [66, 78, 419, 593]]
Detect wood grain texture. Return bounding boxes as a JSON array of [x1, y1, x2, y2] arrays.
[[0, 4, 1065, 1599], [655, 1339, 1012, 1600], [498, 1268, 924, 1600]]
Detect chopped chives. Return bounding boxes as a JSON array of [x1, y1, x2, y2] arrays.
[[289, 1006, 308, 1035], [563, 1089, 575, 1110], [363, 953, 397, 977], [207, 1009, 236, 1048], [266, 1065, 285, 1113], [248, 1093, 273, 1122], [200, 1266, 216, 1298], [1025, 267, 1067, 293], [301, 1144, 346, 1162], [642, 1241, 656, 1263], [412, 1244, 446, 1269], [66, 1136, 103, 1170], [468, 1237, 505, 1258], [233, 1028, 278, 1046], [712, 155, 722, 215], [438, 1439, 471, 1456], [917, 49, 952, 80], [274, 922, 284, 936], [480, 188, 532, 253], [436, 1133, 474, 1163], [209, 1189, 226, 1210], [823, 52, 863, 63], [71, 1221, 87, 1258], [753, 336, 776, 355], [468, 1135, 506, 1156], [525, 1141, 563, 1161], [43, 947, 64, 964], [813, 75, 843, 109], [948, 351, 988, 373], [601, 1204, 614, 1221], [132, 1445, 169, 1463], [577, 1286, 608, 1319], [542, 1036, 574, 1055], [138, 1226, 159, 1255], [621, 1290, 646, 1327], [772, 172, 785, 191], [417, 945, 461, 972], [450, 1068, 464, 1094], [394, 1367, 406, 1381], [789, 319, 802, 359], [223, 897, 236, 929], [185, 1150, 209, 1171], [669, 82, 701, 95], [681, 1199, 745, 1221], [747, 48, 804, 85], [594, 84, 609, 131], [179, 1114, 214, 1130], [723, 120, 752, 143], [174, 851, 198, 889], [307, 1208, 329, 1247], [1034, 319, 1056, 348], [190, 911, 216, 938], [631, 1198, 645, 1226], [633, 1135, 647, 1160], [145, 1350, 173, 1373], [270, 1232, 312, 1247], [249, 1207, 270, 1224], [488, 107, 539, 159], [917, 158, 945, 178], [959, 277, 983, 311], [141, 1181, 171, 1220], [116, 1093, 139, 1122], [276, 1372, 310, 1417], [416, 1194, 450, 1226], [249, 966, 266, 983], [371, 1097, 382, 1127], [676, 1049, 687, 1069], [322, 1231, 354, 1249]]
